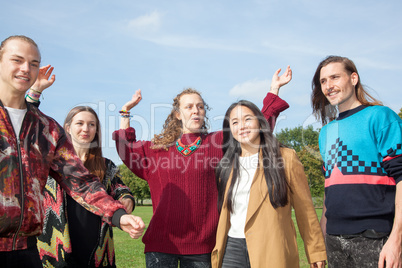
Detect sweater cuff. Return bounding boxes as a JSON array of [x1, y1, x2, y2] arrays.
[[382, 155, 402, 184], [262, 92, 290, 114], [112, 127, 136, 142], [112, 208, 127, 229]]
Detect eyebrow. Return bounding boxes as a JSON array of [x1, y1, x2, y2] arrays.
[[11, 54, 40, 63], [230, 113, 253, 121]]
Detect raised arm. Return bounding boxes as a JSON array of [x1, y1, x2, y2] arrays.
[[25, 64, 55, 104], [120, 89, 142, 129], [262, 66, 292, 131]]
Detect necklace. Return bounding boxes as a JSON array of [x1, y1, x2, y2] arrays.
[[176, 136, 202, 156]]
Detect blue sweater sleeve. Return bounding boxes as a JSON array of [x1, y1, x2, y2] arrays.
[[375, 107, 402, 183]]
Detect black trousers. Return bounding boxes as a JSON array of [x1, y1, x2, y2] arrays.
[[0, 241, 42, 268]]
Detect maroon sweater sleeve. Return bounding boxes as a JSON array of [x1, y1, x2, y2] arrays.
[[261, 92, 290, 131], [112, 127, 151, 180]]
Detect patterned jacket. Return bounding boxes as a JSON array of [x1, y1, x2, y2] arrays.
[[37, 159, 135, 268], [0, 101, 125, 251]]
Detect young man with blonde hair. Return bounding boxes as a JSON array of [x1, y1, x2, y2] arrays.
[[0, 35, 145, 267]]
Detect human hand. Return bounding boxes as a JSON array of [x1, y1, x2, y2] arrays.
[[119, 197, 135, 214], [122, 89, 142, 111], [310, 261, 326, 268], [270, 65, 292, 95], [31, 65, 56, 93], [119, 214, 145, 239], [378, 236, 402, 268]]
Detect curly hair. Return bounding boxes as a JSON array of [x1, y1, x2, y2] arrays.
[[151, 88, 210, 150]]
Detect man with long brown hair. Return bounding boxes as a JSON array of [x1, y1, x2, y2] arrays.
[[312, 55, 402, 267]]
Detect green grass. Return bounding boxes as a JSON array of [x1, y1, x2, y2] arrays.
[[114, 206, 323, 268]]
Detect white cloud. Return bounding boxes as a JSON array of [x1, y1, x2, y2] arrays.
[[229, 79, 269, 99], [128, 11, 162, 33]]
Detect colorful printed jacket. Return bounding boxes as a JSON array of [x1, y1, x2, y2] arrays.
[[37, 159, 135, 268], [0, 101, 126, 251]]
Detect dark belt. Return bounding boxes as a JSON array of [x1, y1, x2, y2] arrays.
[[336, 229, 389, 239]]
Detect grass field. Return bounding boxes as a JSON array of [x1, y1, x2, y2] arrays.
[[114, 206, 323, 268]]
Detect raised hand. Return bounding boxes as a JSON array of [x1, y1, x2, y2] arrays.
[[122, 89, 142, 111], [270, 65, 292, 95], [32, 64, 56, 93]]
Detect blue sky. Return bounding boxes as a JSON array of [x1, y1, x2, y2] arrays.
[[2, 0, 401, 164]]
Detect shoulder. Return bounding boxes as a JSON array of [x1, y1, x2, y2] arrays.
[[365, 106, 402, 128], [104, 158, 119, 172], [27, 104, 64, 132], [279, 147, 300, 166]]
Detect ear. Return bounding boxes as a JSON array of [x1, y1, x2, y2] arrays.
[[175, 110, 181, 121], [65, 125, 71, 135], [351, 72, 358, 87]]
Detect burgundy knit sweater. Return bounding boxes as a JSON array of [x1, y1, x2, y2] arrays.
[[112, 93, 289, 255]]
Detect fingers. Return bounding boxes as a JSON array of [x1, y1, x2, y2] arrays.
[[44, 67, 55, 79], [378, 254, 385, 268]]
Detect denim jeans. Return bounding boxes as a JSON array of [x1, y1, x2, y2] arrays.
[[145, 252, 211, 268], [221, 236, 250, 268], [326, 234, 389, 268]]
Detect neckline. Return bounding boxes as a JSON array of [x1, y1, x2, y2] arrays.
[[176, 136, 202, 156], [337, 105, 367, 121]]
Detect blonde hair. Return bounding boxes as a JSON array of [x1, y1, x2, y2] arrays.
[[0, 35, 40, 61]]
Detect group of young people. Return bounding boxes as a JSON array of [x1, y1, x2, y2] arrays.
[[0, 34, 401, 268]]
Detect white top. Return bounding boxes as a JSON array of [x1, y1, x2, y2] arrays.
[[5, 107, 27, 137], [228, 152, 259, 238]]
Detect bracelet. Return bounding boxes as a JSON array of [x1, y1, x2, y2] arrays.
[[30, 88, 42, 95], [119, 110, 130, 114], [27, 91, 41, 99], [120, 114, 132, 118], [26, 94, 40, 102]]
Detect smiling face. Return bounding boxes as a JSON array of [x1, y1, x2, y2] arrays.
[[229, 105, 261, 154], [319, 62, 361, 113], [66, 111, 98, 148], [176, 93, 206, 134], [0, 38, 40, 95]]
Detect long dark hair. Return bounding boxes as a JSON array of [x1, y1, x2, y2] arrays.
[[216, 100, 288, 213], [64, 106, 106, 181], [311, 55, 382, 125]]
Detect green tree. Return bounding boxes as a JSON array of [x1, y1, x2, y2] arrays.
[[119, 164, 151, 205], [398, 108, 402, 120], [297, 145, 325, 198], [276, 125, 324, 200], [275, 125, 319, 153]]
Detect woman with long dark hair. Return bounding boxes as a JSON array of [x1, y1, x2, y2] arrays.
[[113, 67, 292, 267], [212, 100, 327, 268]]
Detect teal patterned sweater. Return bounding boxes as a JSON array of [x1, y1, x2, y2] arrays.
[[319, 105, 402, 235]]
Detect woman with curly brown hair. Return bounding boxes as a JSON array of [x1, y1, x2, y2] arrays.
[[113, 67, 292, 268]]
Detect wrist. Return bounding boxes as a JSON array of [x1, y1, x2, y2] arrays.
[[119, 109, 132, 118], [269, 86, 280, 95], [30, 88, 42, 94]]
